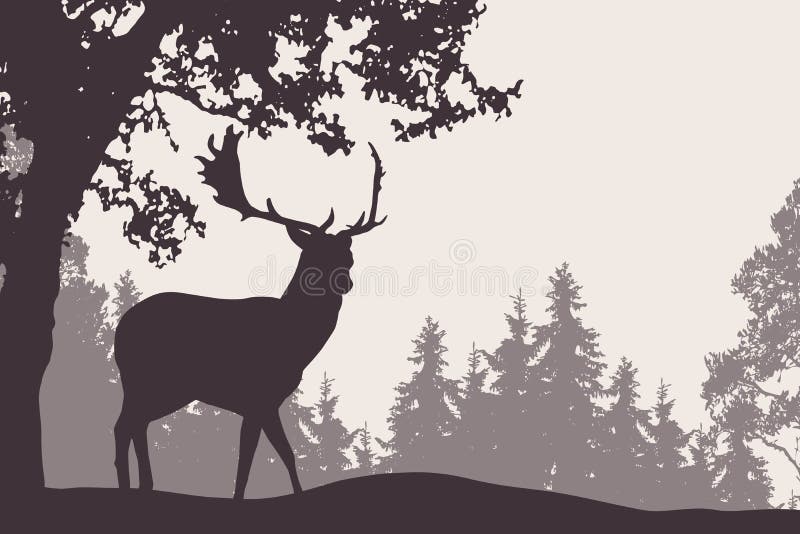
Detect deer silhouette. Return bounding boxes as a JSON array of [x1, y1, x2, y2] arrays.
[[112, 127, 387, 498]]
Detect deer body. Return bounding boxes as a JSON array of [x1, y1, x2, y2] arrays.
[[113, 127, 385, 498]]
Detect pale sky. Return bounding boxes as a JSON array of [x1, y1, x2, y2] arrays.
[[72, 1, 800, 499]]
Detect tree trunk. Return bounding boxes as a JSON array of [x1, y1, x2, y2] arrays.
[[0, 3, 179, 491]]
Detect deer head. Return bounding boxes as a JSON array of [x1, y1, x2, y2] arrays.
[[196, 126, 387, 297]]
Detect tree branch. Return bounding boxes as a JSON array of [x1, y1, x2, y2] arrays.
[[758, 436, 800, 482]]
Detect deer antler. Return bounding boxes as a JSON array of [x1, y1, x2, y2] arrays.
[[339, 142, 388, 237], [197, 125, 334, 234]]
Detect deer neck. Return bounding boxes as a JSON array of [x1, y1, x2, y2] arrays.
[[281, 261, 345, 316]]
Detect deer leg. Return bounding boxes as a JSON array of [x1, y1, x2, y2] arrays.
[[114, 416, 132, 489], [234, 416, 261, 500], [132, 421, 153, 490], [263, 412, 302, 495]]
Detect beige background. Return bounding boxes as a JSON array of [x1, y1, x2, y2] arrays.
[[72, 1, 800, 500]]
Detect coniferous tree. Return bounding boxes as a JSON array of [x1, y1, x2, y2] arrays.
[[645, 379, 690, 509], [482, 290, 544, 487], [279, 389, 318, 487], [453, 342, 495, 480], [381, 316, 459, 473], [712, 393, 774, 509], [532, 264, 606, 496], [351, 421, 377, 477], [600, 357, 652, 507], [786, 489, 799, 510], [108, 269, 143, 381], [685, 424, 721, 509], [306, 373, 353, 486], [111, 269, 143, 323]]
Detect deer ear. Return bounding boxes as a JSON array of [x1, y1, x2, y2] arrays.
[[286, 226, 312, 249]]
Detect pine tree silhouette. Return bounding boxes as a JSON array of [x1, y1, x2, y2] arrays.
[[108, 270, 143, 382], [453, 342, 495, 481], [645, 379, 690, 509], [306, 373, 354, 487], [685, 424, 721, 509], [351, 422, 378, 477], [600, 357, 652, 507], [532, 264, 606, 496], [786, 489, 799, 510], [712, 394, 774, 509], [278, 389, 318, 489], [481, 290, 545, 487], [381, 317, 459, 473], [111, 270, 143, 323]]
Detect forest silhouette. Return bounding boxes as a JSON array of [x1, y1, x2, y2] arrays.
[[41, 178, 800, 511]]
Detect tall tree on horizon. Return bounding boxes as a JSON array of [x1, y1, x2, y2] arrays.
[[381, 316, 459, 473], [111, 270, 143, 323], [453, 342, 495, 481], [108, 269, 143, 381], [532, 264, 606, 496], [684, 425, 721, 509], [645, 379, 690, 509], [351, 421, 378, 478], [279, 389, 318, 489], [600, 357, 652, 507], [481, 290, 545, 487], [306, 373, 354, 487]]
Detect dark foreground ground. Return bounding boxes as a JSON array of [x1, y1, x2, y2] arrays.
[[6, 473, 797, 532]]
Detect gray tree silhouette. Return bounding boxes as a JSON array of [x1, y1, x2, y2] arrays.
[[380, 316, 459, 473], [702, 354, 774, 511], [599, 357, 652, 507], [452, 342, 496, 481], [351, 422, 378, 478], [305, 373, 354, 487], [645, 379, 690, 509], [480, 290, 544, 487], [684, 425, 721, 508], [705, 179, 800, 484], [532, 264, 606, 497]]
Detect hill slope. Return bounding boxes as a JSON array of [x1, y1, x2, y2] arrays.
[[8, 473, 797, 532]]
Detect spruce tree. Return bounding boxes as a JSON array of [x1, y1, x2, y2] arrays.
[[685, 425, 720, 509], [600, 357, 652, 507], [645, 379, 690, 509], [382, 316, 459, 473], [108, 269, 143, 381], [352, 421, 377, 477], [111, 269, 143, 322], [711, 392, 774, 509], [306, 373, 353, 487], [532, 264, 606, 496], [453, 342, 495, 480], [481, 290, 545, 487], [279, 389, 318, 486]]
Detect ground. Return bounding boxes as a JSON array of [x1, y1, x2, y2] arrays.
[[7, 473, 797, 532]]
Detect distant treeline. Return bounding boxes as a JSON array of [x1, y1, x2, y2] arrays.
[[41, 179, 800, 510]]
